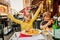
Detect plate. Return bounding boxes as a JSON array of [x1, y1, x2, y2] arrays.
[[21, 29, 42, 36]]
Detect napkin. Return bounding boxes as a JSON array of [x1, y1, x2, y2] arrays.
[[19, 33, 32, 38]]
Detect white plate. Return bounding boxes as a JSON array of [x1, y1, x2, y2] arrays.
[[21, 29, 42, 35]]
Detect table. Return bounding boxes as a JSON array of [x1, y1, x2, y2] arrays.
[[9, 32, 53, 40]]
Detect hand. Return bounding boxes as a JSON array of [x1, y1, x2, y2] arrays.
[[50, 19, 54, 23], [47, 20, 52, 25], [39, 1, 44, 8]]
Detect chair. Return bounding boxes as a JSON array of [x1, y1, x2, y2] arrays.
[[0, 24, 4, 40], [12, 23, 21, 31]]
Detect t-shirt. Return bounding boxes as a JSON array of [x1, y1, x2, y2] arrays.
[[40, 21, 52, 28]]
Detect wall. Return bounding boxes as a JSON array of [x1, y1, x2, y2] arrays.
[[23, 0, 31, 8], [9, 0, 23, 12], [0, 0, 4, 3]]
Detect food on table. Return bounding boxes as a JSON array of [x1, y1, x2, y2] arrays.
[[25, 29, 39, 35]]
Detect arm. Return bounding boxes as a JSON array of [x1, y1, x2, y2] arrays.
[[40, 23, 49, 29], [30, 3, 43, 23], [7, 13, 22, 24], [40, 20, 52, 29]]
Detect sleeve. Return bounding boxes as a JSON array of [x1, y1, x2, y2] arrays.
[[7, 13, 22, 24], [40, 21, 48, 25], [30, 4, 43, 23], [40, 21, 44, 25]]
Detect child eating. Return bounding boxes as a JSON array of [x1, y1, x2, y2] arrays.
[[40, 12, 54, 32]]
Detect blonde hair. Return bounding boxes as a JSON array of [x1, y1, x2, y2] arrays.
[[43, 12, 51, 17]]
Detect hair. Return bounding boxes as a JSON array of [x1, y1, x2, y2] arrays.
[[43, 12, 51, 17], [0, 2, 8, 7]]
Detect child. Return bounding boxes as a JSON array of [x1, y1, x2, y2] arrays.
[[7, 2, 44, 31], [40, 12, 54, 32]]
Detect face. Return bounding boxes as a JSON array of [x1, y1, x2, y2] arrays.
[[24, 14, 31, 22], [43, 15, 51, 21], [26, 16, 30, 21]]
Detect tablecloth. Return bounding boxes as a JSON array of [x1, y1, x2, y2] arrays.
[[9, 32, 47, 40]]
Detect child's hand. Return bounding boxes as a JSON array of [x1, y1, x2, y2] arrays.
[[47, 20, 52, 25], [50, 19, 54, 23], [39, 1, 44, 8], [47, 20, 54, 25]]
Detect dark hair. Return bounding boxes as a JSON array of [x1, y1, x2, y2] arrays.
[[0, 2, 8, 7], [43, 12, 51, 17]]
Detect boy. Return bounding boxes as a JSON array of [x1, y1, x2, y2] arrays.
[[40, 12, 54, 32]]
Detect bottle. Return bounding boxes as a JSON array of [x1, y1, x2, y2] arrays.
[[58, 17, 60, 29], [52, 15, 58, 29], [52, 20, 60, 40], [52, 19, 58, 29], [52, 19, 57, 36]]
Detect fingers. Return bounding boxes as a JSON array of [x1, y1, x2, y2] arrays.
[[39, 1, 44, 8]]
